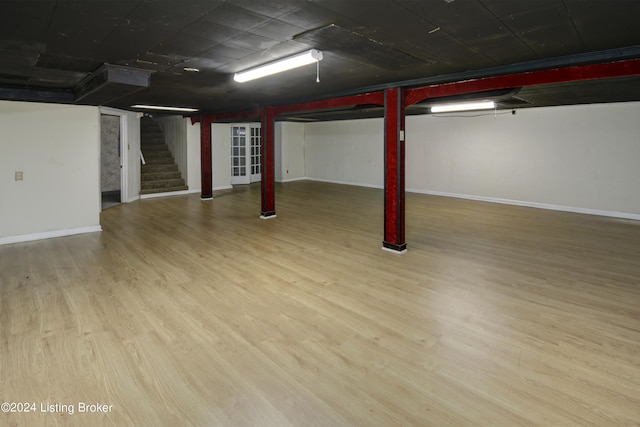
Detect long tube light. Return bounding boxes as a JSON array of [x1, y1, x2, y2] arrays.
[[234, 49, 323, 83], [430, 101, 495, 113], [131, 105, 198, 112]]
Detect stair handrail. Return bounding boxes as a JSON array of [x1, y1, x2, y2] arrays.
[[140, 150, 146, 165]]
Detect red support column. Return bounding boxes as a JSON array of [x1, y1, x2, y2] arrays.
[[383, 87, 407, 253], [260, 106, 276, 218], [200, 116, 213, 199]]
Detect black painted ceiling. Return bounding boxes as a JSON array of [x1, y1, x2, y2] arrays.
[[1, 0, 640, 119]]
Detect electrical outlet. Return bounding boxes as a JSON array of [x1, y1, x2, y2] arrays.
[[15, 171, 23, 181]]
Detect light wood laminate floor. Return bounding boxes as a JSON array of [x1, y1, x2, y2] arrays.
[[1, 181, 640, 426]]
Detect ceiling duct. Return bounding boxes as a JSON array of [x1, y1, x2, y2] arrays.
[[74, 64, 153, 105]]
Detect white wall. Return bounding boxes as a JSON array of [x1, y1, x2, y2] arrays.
[[125, 112, 141, 202], [304, 118, 384, 188], [405, 102, 640, 217], [148, 102, 640, 219], [187, 120, 201, 192], [0, 101, 102, 243], [211, 123, 232, 190], [276, 122, 305, 182], [278, 102, 640, 219]]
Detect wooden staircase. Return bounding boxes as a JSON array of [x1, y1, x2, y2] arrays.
[[140, 117, 188, 195]]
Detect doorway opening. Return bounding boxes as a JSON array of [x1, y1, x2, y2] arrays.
[[101, 113, 121, 210], [99, 107, 130, 210]]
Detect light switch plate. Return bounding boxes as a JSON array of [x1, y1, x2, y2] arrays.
[[15, 171, 23, 181]]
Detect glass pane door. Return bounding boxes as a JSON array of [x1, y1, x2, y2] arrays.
[[231, 123, 261, 185], [250, 126, 261, 183], [231, 125, 249, 185]]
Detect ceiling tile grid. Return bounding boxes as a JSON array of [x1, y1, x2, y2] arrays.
[[0, 0, 638, 113]]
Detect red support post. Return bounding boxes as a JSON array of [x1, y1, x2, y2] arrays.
[[200, 116, 213, 200], [383, 87, 406, 253], [260, 106, 276, 218]]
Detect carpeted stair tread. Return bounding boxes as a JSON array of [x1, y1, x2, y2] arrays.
[[140, 144, 168, 151], [141, 164, 179, 173], [143, 150, 174, 158], [141, 171, 183, 181], [143, 157, 177, 165], [141, 178, 186, 190]]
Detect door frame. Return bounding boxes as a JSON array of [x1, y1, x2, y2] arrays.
[[100, 107, 129, 203]]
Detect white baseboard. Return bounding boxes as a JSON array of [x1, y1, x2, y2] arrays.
[[382, 246, 407, 255], [279, 177, 307, 183], [0, 225, 102, 246], [406, 188, 640, 221], [132, 179, 639, 221], [137, 186, 236, 200], [304, 177, 384, 190], [140, 189, 200, 200]]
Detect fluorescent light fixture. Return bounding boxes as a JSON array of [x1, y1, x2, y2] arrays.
[[234, 49, 323, 83], [131, 105, 198, 112], [430, 101, 495, 113]]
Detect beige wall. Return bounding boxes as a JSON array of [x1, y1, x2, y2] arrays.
[[211, 123, 232, 190], [187, 120, 201, 192], [276, 122, 306, 182], [276, 101, 640, 219], [405, 102, 640, 217], [303, 118, 384, 188], [0, 101, 101, 243]]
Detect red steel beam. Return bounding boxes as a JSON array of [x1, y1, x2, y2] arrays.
[[272, 91, 384, 117], [406, 58, 640, 106]]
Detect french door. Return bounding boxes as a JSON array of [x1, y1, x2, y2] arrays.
[[231, 123, 261, 185]]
